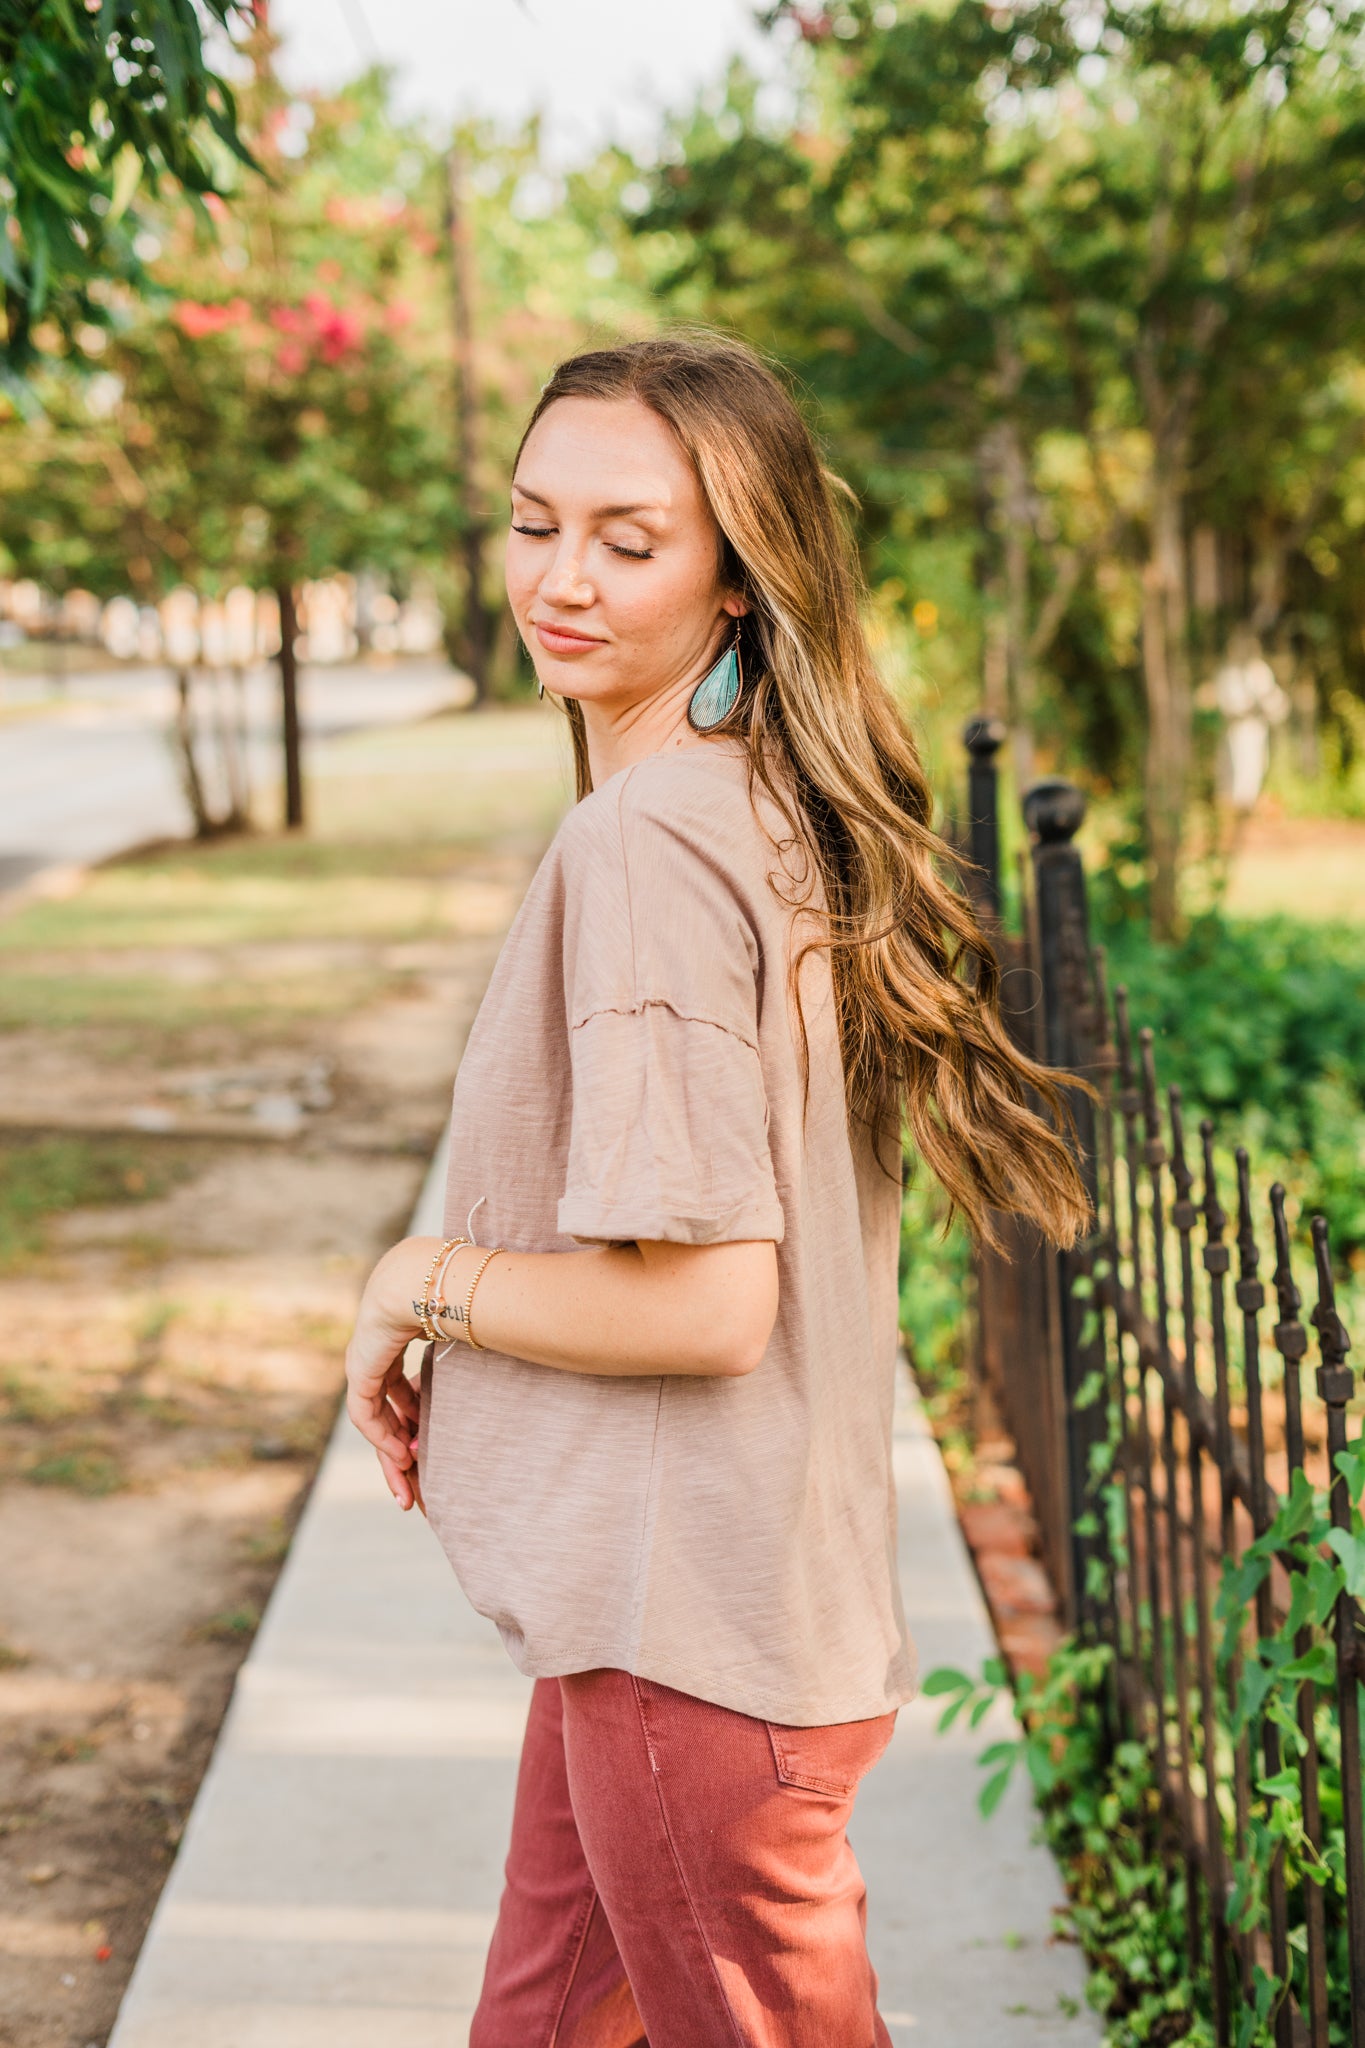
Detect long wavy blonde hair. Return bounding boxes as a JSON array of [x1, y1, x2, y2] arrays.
[[516, 333, 1090, 1248]]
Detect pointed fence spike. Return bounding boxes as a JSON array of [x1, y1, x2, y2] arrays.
[[1138, 1027, 1159, 1135], [1092, 945, 1113, 1054], [1269, 1183, 1310, 1475], [1235, 1150, 1259, 1283], [1310, 1217, 1352, 1368], [1270, 1183, 1301, 1325], [1169, 1087, 1192, 1195], [1200, 1119, 1226, 1240], [1114, 984, 1135, 1087]]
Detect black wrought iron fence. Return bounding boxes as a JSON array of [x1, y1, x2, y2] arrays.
[[960, 717, 1365, 2046]]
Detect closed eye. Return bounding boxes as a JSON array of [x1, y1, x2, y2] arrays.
[[511, 521, 653, 562]]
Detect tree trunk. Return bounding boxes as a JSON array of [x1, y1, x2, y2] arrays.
[[172, 670, 213, 837], [276, 580, 304, 831], [1140, 467, 1191, 938], [447, 145, 492, 705]]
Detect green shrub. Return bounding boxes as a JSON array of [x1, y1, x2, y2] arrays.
[[1093, 900, 1365, 1247]]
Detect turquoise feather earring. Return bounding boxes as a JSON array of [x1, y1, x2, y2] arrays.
[[687, 621, 743, 732]]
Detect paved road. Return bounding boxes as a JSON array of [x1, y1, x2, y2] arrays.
[[0, 660, 467, 892]]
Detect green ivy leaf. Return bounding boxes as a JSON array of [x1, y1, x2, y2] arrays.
[[920, 1665, 972, 1696], [979, 1762, 1015, 1818], [1335, 1440, 1365, 1506], [1232, 1658, 1276, 1733], [1325, 1528, 1365, 1599], [1073, 1366, 1105, 1410]]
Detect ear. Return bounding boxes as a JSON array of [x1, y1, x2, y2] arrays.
[[721, 592, 750, 619]]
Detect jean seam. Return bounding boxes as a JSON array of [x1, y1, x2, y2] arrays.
[[545, 1884, 600, 2048], [630, 1675, 749, 2048]]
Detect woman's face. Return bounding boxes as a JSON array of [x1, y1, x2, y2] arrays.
[[506, 396, 744, 714]]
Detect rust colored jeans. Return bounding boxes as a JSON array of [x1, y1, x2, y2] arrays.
[[470, 1669, 896, 2048]]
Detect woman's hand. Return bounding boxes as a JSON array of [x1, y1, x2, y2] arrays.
[[345, 1236, 441, 1512]]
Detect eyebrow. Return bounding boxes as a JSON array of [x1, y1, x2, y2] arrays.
[[512, 485, 664, 521]]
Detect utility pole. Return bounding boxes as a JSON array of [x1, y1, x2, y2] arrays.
[[446, 143, 491, 705]]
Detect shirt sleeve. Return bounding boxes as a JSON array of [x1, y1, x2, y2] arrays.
[[555, 765, 786, 1247], [559, 1003, 785, 1244]]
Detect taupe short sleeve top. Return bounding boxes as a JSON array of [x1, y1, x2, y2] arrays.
[[419, 741, 918, 1726]]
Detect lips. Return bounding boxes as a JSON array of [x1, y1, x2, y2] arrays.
[[533, 620, 606, 654]]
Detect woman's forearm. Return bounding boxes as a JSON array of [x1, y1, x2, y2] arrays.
[[365, 1234, 778, 1380]]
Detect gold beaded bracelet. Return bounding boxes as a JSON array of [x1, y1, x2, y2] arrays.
[[462, 1247, 502, 1352]]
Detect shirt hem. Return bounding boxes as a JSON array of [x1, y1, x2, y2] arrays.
[[497, 1633, 921, 1728], [557, 1196, 787, 1247]]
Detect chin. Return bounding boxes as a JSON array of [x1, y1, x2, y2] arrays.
[[542, 673, 615, 707]]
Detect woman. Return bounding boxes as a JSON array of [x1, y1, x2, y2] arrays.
[[345, 334, 1088, 2048]]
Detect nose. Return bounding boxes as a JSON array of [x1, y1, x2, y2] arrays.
[[538, 543, 594, 610]]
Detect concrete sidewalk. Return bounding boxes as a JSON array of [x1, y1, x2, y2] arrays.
[[108, 1152, 1099, 2048]]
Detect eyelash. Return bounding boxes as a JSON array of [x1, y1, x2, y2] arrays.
[[511, 523, 654, 562]]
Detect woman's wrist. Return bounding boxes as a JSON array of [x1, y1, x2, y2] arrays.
[[368, 1235, 446, 1343]]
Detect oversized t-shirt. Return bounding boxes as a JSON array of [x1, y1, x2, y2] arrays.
[[418, 739, 918, 1727]]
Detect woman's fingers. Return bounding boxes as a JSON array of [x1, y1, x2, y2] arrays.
[[388, 1373, 420, 1427], [346, 1382, 411, 1464], [342, 1298, 423, 1505], [378, 1444, 415, 1510]]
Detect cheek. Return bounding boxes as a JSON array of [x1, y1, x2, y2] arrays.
[[503, 542, 537, 619], [614, 558, 719, 645]]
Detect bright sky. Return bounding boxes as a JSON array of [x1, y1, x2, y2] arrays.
[[270, 0, 777, 162]]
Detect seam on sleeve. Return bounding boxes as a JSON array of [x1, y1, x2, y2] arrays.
[[570, 998, 762, 1058], [556, 1192, 787, 1247]]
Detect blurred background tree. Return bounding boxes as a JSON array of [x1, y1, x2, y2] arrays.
[[0, 20, 649, 820], [632, 0, 1365, 930], [0, 0, 255, 387]]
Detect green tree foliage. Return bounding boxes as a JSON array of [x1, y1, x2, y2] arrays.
[[0, 46, 655, 829], [0, 0, 254, 384], [634, 0, 1365, 929]]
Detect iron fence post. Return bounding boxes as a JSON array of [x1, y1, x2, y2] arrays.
[[962, 714, 1006, 921], [1022, 777, 1105, 1631]]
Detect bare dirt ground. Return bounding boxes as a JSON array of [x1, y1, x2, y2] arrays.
[[0, 705, 568, 2048]]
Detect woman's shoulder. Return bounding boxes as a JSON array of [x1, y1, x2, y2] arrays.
[[558, 744, 765, 873]]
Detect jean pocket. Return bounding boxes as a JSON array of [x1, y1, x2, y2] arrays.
[[765, 1711, 897, 1799]]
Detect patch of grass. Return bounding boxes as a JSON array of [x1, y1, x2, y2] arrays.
[[0, 1135, 192, 1266], [132, 1296, 183, 1347], [240, 1519, 292, 1566], [0, 964, 390, 1034], [32, 1733, 98, 1765], [0, 866, 454, 954], [0, 1640, 31, 1669], [192, 1604, 261, 1644], [25, 1439, 127, 1496], [0, 1368, 93, 1425], [118, 1392, 191, 1428], [309, 704, 571, 848]]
